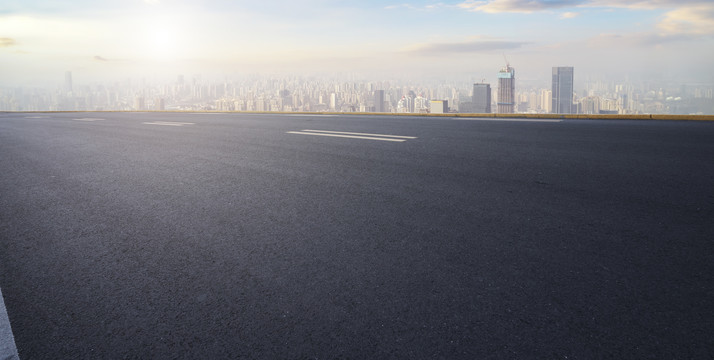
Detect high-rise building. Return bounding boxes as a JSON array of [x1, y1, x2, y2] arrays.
[[374, 90, 385, 112], [540, 89, 552, 113], [552, 66, 574, 114], [472, 83, 491, 113], [430, 100, 448, 114], [329, 93, 337, 110], [154, 98, 165, 111], [497, 64, 515, 113], [133, 96, 145, 111], [414, 95, 428, 113], [397, 96, 410, 113], [408, 90, 416, 113]]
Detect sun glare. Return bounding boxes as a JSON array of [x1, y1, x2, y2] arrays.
[[150, 29, 175, 59], [148, 26, 178, 61], [143, 18, 181, 62]]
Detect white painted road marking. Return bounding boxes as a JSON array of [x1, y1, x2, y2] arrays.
[[24, 116, 50, 119], [142, 121, 195, 126], [287, 131, 406, 142], [285, 114, 338, 117], [73, 118, 105, 121], [301, 129, 417, 139], [449, 117, 562, 123], [287, 129, 416, 142]]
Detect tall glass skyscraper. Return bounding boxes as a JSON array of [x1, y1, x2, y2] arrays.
[[472, 83, 491, 113], [497, 65, 515, 113], [552, 67, 574, 114], [374, 90, 385, 112]]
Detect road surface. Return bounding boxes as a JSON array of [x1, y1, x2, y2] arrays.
[[1, 112, 713, 358]]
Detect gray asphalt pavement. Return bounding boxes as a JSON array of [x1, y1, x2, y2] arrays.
[[1, 112, 713, 358]]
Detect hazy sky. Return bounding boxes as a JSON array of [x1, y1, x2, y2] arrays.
[[1, 0, 713, 86]]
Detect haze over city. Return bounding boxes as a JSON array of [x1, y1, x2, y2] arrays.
[[1, 0, 713, 86]]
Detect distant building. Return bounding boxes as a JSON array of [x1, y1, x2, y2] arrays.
[[279, 90, 292, 110], [374, 90, 385, 112], [430, 100, 448, 114], [497, 65, 515, 113], [154, 97, 165, 111], [408, 90, 416, 112], [414, 95, 429, 113], [133, 96, 145, 111], [540, 89, 552, 113], [397, 96, 411, 113], [552, 66, 574, 114], [64, 71, 73, 93], [330, 93, 337, 110], [472, 83, 491, 113]]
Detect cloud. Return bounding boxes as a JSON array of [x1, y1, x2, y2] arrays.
[[582, 1, 714, 48], [405, 39, 530, 54], [385, 3, 446, 11], [0, 37, 17, 47], [658, 4, 714, 35], [458, 0, 583, 13], [587, 31, 704, 48], [456, 0, 714, 40], [457, 0, 713, 13], [585, 1, 711, 10]]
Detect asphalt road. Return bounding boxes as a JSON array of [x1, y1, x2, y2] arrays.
[[1, 112, 713, 359]]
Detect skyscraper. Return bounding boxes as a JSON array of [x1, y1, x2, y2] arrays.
[[472, 83, 491, 113], [552, 66, 574, 114], [497, 64, 515, 113], [374, 90, 385, 112], [407, 90, 416, 113], [330, 93, 336, 110]]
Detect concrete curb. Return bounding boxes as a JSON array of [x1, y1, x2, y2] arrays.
[[0, 287, 19, 360]]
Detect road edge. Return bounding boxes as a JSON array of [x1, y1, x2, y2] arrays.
[[0, 287, 19, 360], [1, 111, 713, 121]]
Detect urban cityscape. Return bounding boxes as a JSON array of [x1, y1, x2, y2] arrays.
[[1, 65, 712, 115]]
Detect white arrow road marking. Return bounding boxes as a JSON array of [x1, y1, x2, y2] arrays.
[[142, 121, 195, 126]]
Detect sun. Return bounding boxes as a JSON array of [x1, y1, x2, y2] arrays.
[[144, 19, 181, 62], [149, 27, 177, 61]]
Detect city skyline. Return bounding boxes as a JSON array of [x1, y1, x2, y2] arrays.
[[4, 64, 712, 115], [1, 1, 714, 86]]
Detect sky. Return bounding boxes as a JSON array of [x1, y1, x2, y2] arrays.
[[1, 0, 713, 86]]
